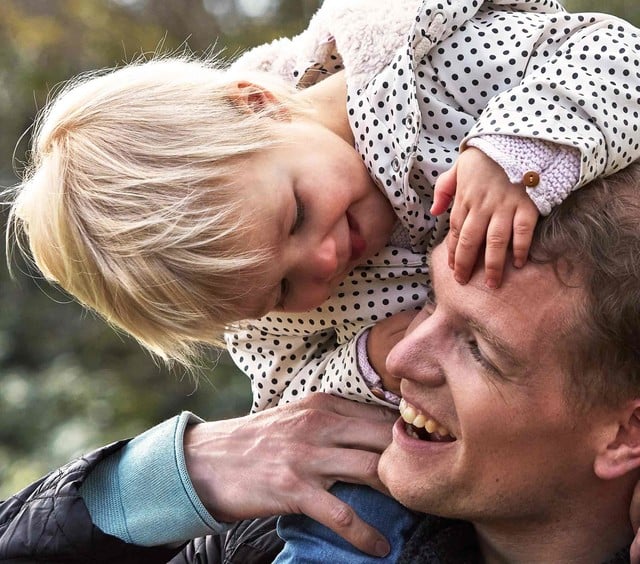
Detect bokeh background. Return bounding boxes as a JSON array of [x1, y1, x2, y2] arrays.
[[0, 0, 637, 498]]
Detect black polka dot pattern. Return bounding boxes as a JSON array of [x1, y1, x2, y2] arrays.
[[226, 247, 429, 412], [227, 0, 640, 413], [350, 5, 640, 254]]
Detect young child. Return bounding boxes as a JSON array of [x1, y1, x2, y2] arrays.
[[7, 0, 640, 560]]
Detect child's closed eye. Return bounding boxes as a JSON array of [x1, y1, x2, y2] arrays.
[[276, 279, 290, 310], [291, 196, 305, 234]]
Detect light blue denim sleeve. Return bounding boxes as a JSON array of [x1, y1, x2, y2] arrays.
[[275, 482, 420, 563], [80, 411, 231, 546]]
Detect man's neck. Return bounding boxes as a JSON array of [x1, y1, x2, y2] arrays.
[[474, 488, 632, 564]]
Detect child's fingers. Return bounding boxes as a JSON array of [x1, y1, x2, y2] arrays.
[[447, 201, 469, 271], [431, 188, 453, 216], [512, 204, 539, 269], [483, 212, 513, 288], [453, 211, 488, 284], [431, 165, 457, 216]]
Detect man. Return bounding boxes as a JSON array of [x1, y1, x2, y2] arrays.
[[380, 160, 640, 562], [266, 159, 640, 564]]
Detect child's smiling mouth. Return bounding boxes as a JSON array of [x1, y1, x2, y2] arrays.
[[347, 211, 367, 262]]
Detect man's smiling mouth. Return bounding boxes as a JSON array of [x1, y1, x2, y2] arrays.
[[399, 398, 456, 442]]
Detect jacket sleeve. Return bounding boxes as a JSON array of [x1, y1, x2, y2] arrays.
[[0, 441, 183, 563], [464, 12, 640, 213]]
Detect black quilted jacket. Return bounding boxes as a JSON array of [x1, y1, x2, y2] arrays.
[[0, 441, 283, 564], [0, 441, 181, 563]]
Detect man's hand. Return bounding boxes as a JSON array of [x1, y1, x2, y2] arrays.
[[184, 393, 397, 557], [367, 310, 419, 395], [430, 147, 539, 288]]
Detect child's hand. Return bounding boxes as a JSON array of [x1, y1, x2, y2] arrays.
[[430, 147, 540, 288], [367, 310, 419, 394]]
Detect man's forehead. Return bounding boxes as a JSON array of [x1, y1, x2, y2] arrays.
[[429, 244, 579, 354]]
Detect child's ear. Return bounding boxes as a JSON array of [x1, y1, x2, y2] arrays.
[[228, 81, 289, 118], [594, 401, 640, 480]]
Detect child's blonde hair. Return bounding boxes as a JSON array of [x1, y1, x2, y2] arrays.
[[7, 55, 305, 366]]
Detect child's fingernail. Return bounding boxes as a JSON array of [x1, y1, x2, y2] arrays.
[[454, 274, 466, 285], [514, 259, 523, 268], [486, 278, 497, 289]]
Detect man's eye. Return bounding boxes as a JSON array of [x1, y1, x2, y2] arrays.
[[467, 339, 499, 375], [291, 197, 305, 234]]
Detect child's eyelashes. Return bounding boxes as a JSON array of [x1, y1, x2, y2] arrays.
[[277, 279, 290, 310], [277, 196, 303, 311], [291, 197, 305, 234]]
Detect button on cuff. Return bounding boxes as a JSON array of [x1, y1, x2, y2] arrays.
[[523, 170, 540, 188]]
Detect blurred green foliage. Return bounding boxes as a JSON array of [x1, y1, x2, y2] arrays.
[[0, 0, 637, 497], [564, 0, 638, 22]]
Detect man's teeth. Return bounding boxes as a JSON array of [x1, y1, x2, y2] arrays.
[[399, 398, 455, 439]]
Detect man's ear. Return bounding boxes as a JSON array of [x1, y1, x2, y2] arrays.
[[227, 81, 288, 118], [594, 401, 640, 480]]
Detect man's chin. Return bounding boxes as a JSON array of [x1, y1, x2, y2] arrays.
[[378, 444, 418, 510], [379, 441, 452, 516]]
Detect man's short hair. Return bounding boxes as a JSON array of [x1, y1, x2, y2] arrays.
[[532, 160, 640, 409]]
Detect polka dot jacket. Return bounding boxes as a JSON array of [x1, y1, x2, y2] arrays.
[[226, 0, 640, 412]]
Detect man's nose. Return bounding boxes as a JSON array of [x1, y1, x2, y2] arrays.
[[386, 316, 446, 386]]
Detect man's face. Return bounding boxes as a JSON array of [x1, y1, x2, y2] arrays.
[[379, 243, 607, 525]]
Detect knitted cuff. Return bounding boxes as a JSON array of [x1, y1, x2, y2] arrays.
[[466, 135, 580, 215], [356, 329, 400, 406], [81, 412, 230, 546]]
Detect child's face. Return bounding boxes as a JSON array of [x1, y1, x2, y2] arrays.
[[237, 119, 397, 316]]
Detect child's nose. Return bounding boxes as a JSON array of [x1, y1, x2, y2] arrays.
[[307, 237, 338, 281]]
